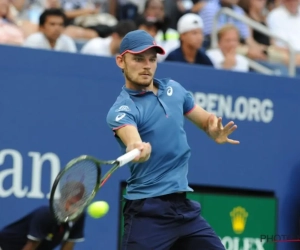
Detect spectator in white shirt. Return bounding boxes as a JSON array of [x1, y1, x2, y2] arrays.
[[23, 8, 77, 53], [81, 20, 136, 57], [207, 24, 249, 72], [267, 0, 300, 52]]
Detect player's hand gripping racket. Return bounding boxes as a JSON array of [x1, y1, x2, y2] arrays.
[[49, 149, 140, 223]]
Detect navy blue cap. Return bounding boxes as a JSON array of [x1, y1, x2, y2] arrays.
[[119, 30, 165, 55]]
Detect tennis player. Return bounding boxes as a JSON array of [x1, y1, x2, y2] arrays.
[[0, 182, 86, 250], [107, 30, 239, 250]]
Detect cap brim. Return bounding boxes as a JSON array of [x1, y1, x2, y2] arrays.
[[120, 45, 165, 56]]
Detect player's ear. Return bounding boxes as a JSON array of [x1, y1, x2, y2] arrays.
[[116, 55, 125, 72]]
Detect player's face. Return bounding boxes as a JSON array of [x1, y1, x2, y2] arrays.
[[41, 15, 64, 42], [121, 48, 157, 89]]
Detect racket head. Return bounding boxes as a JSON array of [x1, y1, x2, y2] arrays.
[[49, 155, 101, 223]]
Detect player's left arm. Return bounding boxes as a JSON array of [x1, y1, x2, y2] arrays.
[[183, 88, 239, 144], [185, 104, 213, 132]]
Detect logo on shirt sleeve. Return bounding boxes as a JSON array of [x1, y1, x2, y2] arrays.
[[115, 113, 126, 122], [115, 105, 131, 112], [166, 86, 173, 96]]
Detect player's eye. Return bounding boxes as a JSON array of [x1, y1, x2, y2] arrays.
[[134, 57, 143, 62]]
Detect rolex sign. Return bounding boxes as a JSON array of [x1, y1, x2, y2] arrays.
[[189, 192, 277, 250]]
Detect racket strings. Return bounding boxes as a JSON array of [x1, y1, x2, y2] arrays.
[[52, 159, 99, 221]]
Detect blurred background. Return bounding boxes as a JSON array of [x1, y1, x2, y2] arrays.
[[1, 0, 300, 76]]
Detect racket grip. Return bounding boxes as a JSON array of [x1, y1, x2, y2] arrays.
[[117, 148, 141, 167]]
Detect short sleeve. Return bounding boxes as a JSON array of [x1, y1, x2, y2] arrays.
[[182, 87, 195, 114], [67, 213, 85, 242], [106, 100, 138, 132], [27, 207, 53, 241]]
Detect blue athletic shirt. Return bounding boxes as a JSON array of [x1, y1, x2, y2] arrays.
[[0, 206, 85, 250], [107, 78, 196, 200]]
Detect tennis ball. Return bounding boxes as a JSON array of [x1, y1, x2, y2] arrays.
[[87, 201, 109, 219]]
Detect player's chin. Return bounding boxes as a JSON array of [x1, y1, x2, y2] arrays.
[[137, 77, 153, 86], [138, 82, 152, 87]]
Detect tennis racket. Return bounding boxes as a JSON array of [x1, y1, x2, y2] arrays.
[[49, 148, 140, 223]]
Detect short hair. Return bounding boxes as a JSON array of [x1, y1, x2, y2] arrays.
[[113, 20, 137, 38], [217, 24, 240, 41], [39, 8, 66, 27]]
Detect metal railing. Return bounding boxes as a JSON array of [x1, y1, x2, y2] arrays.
[[210, 7, 297, 77]]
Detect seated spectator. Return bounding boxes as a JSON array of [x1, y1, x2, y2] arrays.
[[43, 0, 117, 39], [81, 20, 136, 56], [117, 0, 140, 20], [23, 9, 77, 53], [135, 16, 180, 61], [0, 0, 24, 45], [239, 0, 290, 65], [239, 0, 270, 46], [6, 0, 39, 37], [199, 0, 266, 61], [136, 15, 159, 38], [165, 13, 213, 66], [266, 0, 300, 53], [207, 24, 249, 72], [140, 0, 180, 52]]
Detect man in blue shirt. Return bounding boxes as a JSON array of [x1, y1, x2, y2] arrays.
[[107, 30, 239, 250], [165, 13, 213, 66]]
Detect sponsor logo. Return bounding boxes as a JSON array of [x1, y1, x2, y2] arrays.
[[166, 86, 173, 96], [115, 113, 126, 122], [230, 206, 248, 234], [192, 92, 274, 123], [115, 105, 131, 112], [220, 206, 266, 250], [0, 149, 60, 199]]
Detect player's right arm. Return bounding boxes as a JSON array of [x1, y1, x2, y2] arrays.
[[115, 126, 151, 162], [106, 101, 151, 162]]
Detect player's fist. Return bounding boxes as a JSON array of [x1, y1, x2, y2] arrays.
[[127, 142, 151, 163]]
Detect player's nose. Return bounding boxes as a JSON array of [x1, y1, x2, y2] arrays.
[[143, 59, 152, 68]]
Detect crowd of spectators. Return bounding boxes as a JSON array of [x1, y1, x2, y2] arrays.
[[1, 0, 300, 75]]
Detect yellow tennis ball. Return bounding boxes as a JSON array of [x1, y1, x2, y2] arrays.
[[87, 201, 109, 219]]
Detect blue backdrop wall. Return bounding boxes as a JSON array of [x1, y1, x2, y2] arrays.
[[1, 45, 300, 250]]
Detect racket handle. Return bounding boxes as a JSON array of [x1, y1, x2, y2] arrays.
[[117, 148, 140, 167]]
